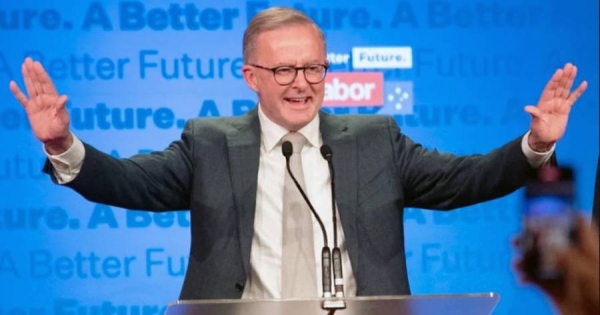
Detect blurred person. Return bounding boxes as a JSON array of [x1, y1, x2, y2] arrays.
[[516, 217, 599, 315], [593, 157, 599, 228]]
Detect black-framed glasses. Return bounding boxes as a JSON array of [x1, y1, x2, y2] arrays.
[[249, 63, 329, 85]]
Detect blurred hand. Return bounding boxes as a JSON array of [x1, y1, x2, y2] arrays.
[[525, 63, 588, 152], [552, 218, 599, 315], [515, 217, 599, 315], [9, 57, 72, 155]]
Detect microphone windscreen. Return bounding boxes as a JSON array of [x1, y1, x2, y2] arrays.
[[320, 144, 333, 160], [282, 141, 293, 158]]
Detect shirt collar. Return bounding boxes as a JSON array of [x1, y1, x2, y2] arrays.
[[257, 104, 321, 153]]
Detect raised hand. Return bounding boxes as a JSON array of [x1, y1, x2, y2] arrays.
[[525, 63, 588, 152], [9, 57, 72, 155]]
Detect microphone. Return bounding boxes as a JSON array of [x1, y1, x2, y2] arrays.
[[320, 144, 345, 298], [282, 141, 332, 298]]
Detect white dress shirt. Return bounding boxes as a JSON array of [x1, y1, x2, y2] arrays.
[[241, 106, 356, 299], [46, 106, 553, 299]]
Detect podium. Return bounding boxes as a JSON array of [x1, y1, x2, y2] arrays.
[[165, 293, 500, 315]]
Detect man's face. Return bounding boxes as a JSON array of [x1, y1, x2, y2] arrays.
[[242, 24, 327, 131]]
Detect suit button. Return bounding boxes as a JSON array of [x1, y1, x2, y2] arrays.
[[235, 282, 245, 292]]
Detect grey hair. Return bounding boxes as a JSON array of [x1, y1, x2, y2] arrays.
[[243, 7, 326, 63]]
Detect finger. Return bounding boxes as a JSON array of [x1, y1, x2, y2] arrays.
[[574, 260, 599, 281], [542, 282, 565, 303], [511, 235, 522, 247], [55, 95, 68, 111], [51, 95, 68, 117], [577, 217, 599, 260], [561, 64, 577, 100], [515, 272, 533, 285], [28, 61, 44, 97], [554, 65, 570, 100], [33, 61, 58, 95], [538, 69, 562, 109], [511, 260, 532, 285], [9, 81, 29, 108], [566, 80, 588, 106], [22, 59, 37, 98], [512, 258, 525, 272], [588, 219, 600, 244], [557, 63, 574, 99], [557, 249, 595, 284], [514, 268, 533, 284], [558, 267, 579, 306], [560, 250, 587, 273]]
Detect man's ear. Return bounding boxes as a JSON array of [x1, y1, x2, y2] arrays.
[[242, 65, 258, 92]]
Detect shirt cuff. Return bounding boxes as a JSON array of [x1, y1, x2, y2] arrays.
[[43, 133, 85, 184], [521, 130, 555, 168]]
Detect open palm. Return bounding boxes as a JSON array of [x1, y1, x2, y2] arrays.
[[9, 57, 70, 146], [526, 63, 588, 150]]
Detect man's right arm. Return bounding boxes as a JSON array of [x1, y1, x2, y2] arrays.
[[11, 57, 193, 211]]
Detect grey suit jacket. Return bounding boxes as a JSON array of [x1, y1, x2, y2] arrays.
[[45, 107, 537, 300]]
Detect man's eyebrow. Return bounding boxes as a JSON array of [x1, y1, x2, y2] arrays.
[[270, 60, 326, 67], [271, 63, 296, 67]]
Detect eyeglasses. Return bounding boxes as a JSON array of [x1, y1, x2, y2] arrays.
[[248, 63, 329, 85]]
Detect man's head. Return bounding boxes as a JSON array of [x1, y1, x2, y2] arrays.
[[242, 7, 328, 131]]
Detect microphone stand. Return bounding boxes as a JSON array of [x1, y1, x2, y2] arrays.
[[320, 145, 346, 311], [281, 141, 333, 299], [281, 141, 346, 312]]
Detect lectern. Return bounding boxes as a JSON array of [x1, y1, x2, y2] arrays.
[[165, 293, 500, 315]]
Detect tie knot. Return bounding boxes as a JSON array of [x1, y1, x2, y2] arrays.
[[282, 132, 307, 153]]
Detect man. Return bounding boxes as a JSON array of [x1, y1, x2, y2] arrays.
[[9, 7, 587, 300]]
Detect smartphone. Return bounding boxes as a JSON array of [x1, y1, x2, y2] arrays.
[[521, 166, 577, 282]]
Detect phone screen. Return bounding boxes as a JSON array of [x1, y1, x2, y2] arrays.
[[521, 166, 576, 281]]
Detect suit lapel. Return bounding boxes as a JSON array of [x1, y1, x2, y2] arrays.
[[319, 111, 359, 277], [227, 108, 261, 275], [226, 109, 360, 279]]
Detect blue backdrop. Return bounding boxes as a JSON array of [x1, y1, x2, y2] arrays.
[[0, 1, 598, 314]]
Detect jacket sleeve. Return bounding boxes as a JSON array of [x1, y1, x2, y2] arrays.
[[43, 121, 195, 211], [388, 116, 543, 210]]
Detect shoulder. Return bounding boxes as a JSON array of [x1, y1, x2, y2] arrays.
[[184, 109, 259, 136], [322, 111, 397, 136], [173, 110, 260, 151], [348, 114, 393, 130], [186, 116, 239, 133]]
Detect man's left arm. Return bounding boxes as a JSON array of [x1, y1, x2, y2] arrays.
[[399, 63, 586, 210]]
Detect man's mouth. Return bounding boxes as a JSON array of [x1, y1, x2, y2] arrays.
[[284, 96, 311, 104]]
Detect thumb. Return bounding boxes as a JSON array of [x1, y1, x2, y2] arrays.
[[524, 105, 543, 119], [52, 95, 69, 117], [55, 95, 68, 109]]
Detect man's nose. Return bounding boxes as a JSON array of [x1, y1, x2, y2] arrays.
[[290, 69, 309, 89]]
